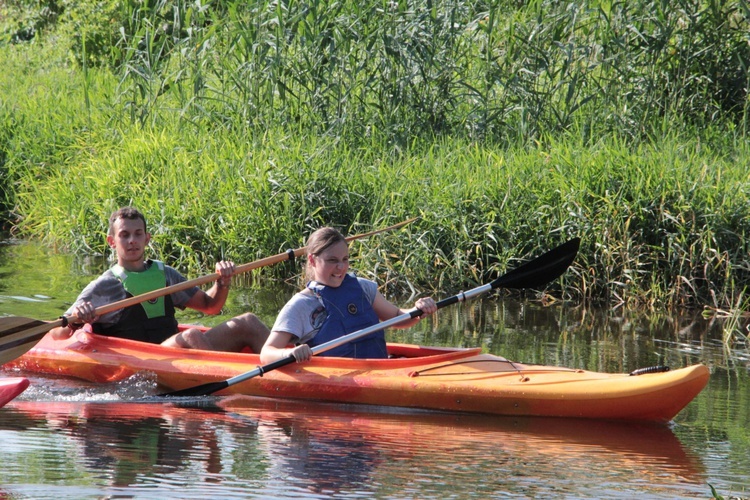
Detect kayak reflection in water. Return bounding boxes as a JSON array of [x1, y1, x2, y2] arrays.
[[256, 413, 383, 495], [4, 402, 244, 488], [260, 226, 437, 364], [49, 206, 270, 353]]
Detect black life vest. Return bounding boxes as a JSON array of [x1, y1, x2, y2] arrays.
[[93, 260, 179, 343]]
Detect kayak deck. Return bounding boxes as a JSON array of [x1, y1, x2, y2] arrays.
[[4, 328, 709, 422]]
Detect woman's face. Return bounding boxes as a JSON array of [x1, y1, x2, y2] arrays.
[[309, 240, 349, 287]]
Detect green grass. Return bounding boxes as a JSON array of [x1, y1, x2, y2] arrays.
[[1, 0, 750, 345]]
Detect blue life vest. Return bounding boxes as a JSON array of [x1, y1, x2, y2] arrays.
[[306, 274, 387, 358], [94, 260, 179, 343]]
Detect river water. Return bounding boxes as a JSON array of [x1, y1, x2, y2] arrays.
[[1, 240, 748, 499]]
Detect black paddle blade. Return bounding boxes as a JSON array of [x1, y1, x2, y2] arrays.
[[157, 238, 581, 400], [161, 380, 230, 398], [0, 316, 60, 365], [491, 237, 580, 290]]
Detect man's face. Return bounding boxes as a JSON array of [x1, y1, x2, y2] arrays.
[[107, 217, 150, 268]]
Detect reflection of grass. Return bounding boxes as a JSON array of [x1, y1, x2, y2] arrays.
[[703, 293, 750, 347], [0, 242, 101, 320], [722, 301, 749, 347]]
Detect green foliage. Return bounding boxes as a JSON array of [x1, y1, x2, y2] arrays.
[[4, 0, 749, 141], [708, 483, 724, 500], [58, 0, 123, 68], [2, 0, 750, 319], [0, 0, 63, 43], [169, 0, 747, 140]]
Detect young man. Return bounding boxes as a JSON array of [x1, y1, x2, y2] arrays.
[[50, 207, 269, 353]]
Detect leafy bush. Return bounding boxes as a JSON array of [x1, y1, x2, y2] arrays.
[[3, 0, 750, 311], [58, 0, 123, 68], [0, 0, 63, 43]]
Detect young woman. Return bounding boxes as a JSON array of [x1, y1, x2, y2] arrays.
[[260, 226, 437, 363]]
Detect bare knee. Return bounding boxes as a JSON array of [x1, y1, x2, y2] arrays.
[[235, 312, 269, 332], [164, 328, 214, 350], [233, 313, 270, 352]]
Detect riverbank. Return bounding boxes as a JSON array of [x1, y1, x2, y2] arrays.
[[1, 1, 749, 324]]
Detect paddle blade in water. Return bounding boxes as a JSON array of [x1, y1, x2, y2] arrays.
[[160, 380, 230, 398]]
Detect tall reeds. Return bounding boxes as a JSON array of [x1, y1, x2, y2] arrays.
[[91, 0, 750, 143], [1, 0, 749, 323]]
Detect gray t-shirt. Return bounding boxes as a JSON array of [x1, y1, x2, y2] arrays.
[[64, 260, 199, 328], [271, 276, 379, 344]]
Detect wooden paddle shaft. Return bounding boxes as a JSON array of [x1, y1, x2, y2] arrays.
[[0, 219, 417, 367], [80, 218, 417, 320]]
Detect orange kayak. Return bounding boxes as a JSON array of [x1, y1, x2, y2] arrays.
[[6, 327, 709, 422], [0, 377, 29, 408]]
